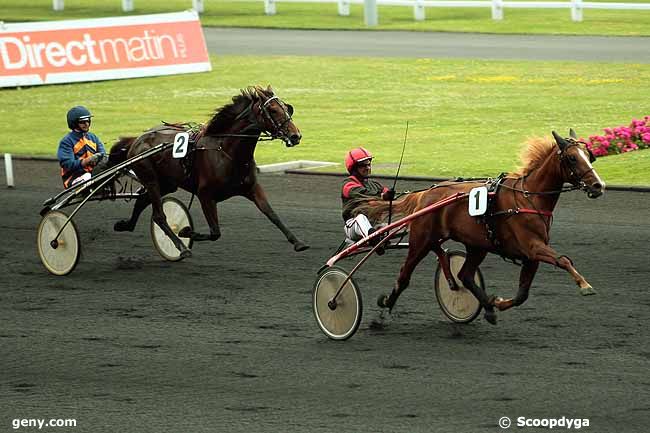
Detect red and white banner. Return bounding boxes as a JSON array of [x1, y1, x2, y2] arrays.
[[0, 11, 211, 88]]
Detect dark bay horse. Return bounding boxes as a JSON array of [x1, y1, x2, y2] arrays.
[[358, 130, 605, 324], [109, 85, 308, 257]]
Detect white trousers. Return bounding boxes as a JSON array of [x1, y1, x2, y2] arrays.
[[70, 172, 92, 187], [344, 214, 373, 241]]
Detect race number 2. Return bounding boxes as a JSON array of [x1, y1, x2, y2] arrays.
[[468, 186, 488, 216], [173, 132, 190, 158]]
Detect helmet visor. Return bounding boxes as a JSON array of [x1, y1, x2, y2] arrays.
[[356, 157, 372, 167], [77, 116, 92, 126]]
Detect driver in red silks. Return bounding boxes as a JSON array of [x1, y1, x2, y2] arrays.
[[340, 147, 395, 242]]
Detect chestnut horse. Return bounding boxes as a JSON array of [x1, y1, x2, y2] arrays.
[[357, 130, 605, 324], [109, 86, 309, 258]]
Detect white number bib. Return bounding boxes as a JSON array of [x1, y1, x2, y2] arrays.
[[172, 132, 190, 159], [468, 186, 488, 216]]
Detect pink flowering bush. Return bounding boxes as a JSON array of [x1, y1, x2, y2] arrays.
[[582, 116, 650, 157]]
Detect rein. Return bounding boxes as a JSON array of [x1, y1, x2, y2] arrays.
[[202, 132, 276, 141], [498, 181, 580, 197]]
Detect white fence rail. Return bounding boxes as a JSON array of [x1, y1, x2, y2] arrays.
[[49, 0, 650, 23], [262, 0, 650, 23], [52, 1, 205, 13]]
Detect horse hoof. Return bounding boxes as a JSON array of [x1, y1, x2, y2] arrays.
[[178, 226, 192, 238], [377, 295, 395, 312], [484, 310, 498, 325], [494, 297, 513, 311], [579, 286, 597, 296], [180, 249, 192, 259], [114, 220, 134, 232], [294, 241, 310, 252]]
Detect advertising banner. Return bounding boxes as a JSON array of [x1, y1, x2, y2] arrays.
[[0, 11, 211, 88]]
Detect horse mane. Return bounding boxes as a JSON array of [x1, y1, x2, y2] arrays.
[[511, 136, 556, 177], [204, 85, 274, 135]]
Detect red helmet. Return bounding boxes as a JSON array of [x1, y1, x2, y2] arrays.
[[345, 147, 373, 174]]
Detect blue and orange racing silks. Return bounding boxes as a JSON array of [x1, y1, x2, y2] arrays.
[[57, 130, 106, 188]]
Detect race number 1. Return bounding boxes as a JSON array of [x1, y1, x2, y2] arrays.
[[173, 132, 189, 159], [468, 186, 488, 216]]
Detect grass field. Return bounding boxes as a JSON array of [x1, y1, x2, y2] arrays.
[[3, 0, 650, 36], [2, 55, 649, 185]]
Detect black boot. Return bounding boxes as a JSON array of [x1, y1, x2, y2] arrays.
[[367, 228, 385, 256]]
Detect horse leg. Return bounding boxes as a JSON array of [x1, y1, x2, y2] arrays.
[[457, 246, 498, 324], [181, 191, 222, 242], [529, 242, 595, 295], [432, 243, 460, 291], [114, 194, 150, 232], [245, 183, 309, 252], [377, 237, 431, 312], [147, 182, 191, 259], [493, 259, 539, 311]]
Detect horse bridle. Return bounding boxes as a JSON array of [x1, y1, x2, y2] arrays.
[[252, 95, 295, 145], [495, 138, 596, 199], [224, 94, 295, 145], [557, 138, 596, 190]]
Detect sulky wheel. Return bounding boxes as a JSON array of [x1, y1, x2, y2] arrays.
[[150, 196, 194, 261], [434, 250, 483, 323], [37, 210, 80, 276], [313, 266, 363, 340]]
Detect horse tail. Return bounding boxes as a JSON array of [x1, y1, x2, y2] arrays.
[[108, 136, 137, 166], [355, 191, 426, 223]]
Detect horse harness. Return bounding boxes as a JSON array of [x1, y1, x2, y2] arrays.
[[479, 173, 554, 259], [478, 139, 593, 256], [159, 95, 294, 173], [160, 122, 206, 178], [160, 121, 265, 189]]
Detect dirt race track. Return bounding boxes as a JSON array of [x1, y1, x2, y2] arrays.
[[1, 160, 648, 433]]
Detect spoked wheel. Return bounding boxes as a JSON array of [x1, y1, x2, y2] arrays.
[[434, 250, 483, 323], [150, 197, 193, 261], [37, 210, 80, 276], [313, 266, 363, 340]]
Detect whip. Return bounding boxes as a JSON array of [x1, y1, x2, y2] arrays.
[[387, 121, 409, 226]]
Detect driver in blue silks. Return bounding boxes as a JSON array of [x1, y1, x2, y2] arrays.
[[57, 105, 106, 188]]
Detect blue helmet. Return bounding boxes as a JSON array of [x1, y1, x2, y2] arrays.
[[66, 106, 93, 130]]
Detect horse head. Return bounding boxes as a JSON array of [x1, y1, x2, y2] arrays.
[[552, 130, 605, 198], [253, 86, 302, 147]]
